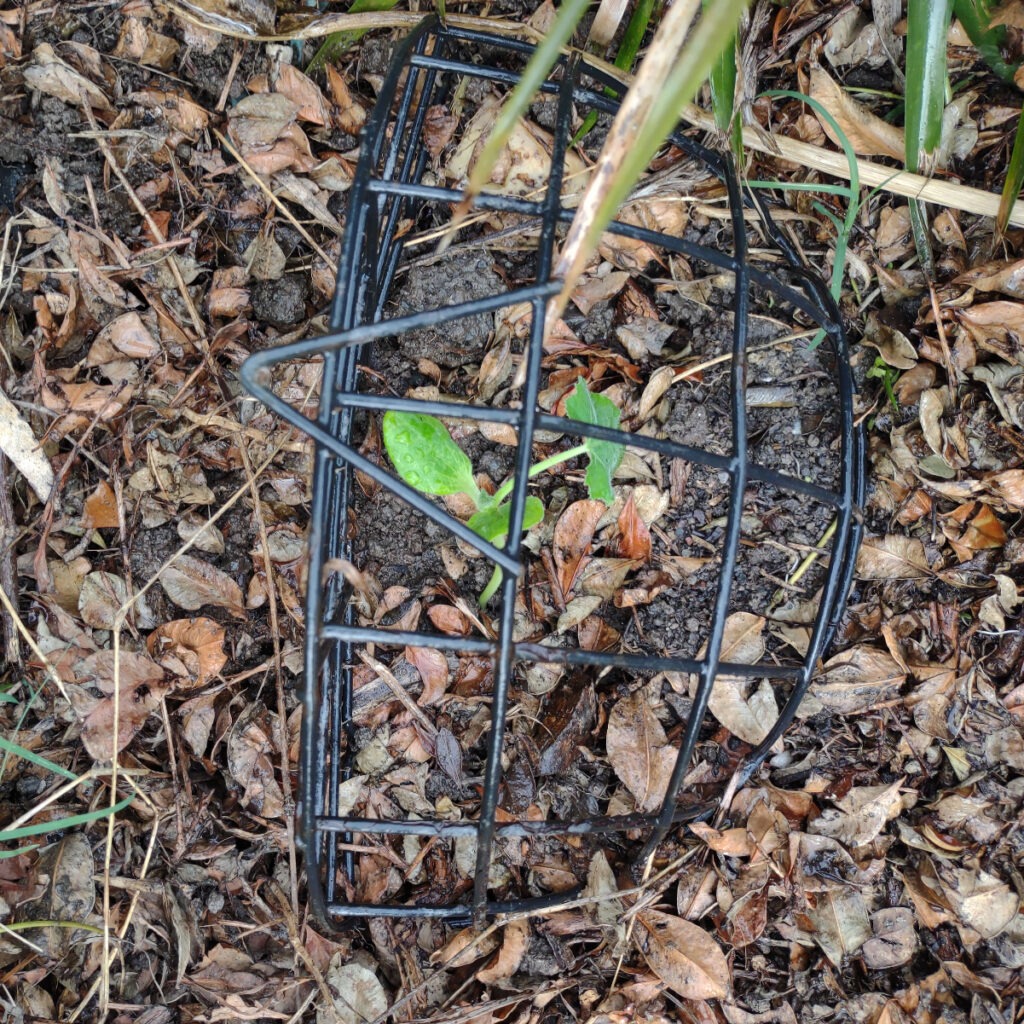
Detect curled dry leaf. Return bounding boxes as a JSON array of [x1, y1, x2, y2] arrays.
[[405, 646, 449, 706], [477, 919, 530, 985], [147, 617, 228, 688], [617, 492, 652, 561], [227, 702, 285, 819], [808, 62, 904, 161], [160, 555, 246, 618], [24, 43, 113, 111], [83, 481, 119, 529], [636, 909, 731, 1001], [606, 686, 676, 812]]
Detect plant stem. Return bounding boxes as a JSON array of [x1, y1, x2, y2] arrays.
[[490, 443, 588, 507]]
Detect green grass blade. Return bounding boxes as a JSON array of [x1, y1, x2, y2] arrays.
[[306, 0, 403, 73], [618, 0, 658, 69], [704, 0, 740, 156], [564, 0, 748, 291], [998, 111, 1024, 232], [0, 736, 76, 781], [467, 0, 591, 199], [0, 795, 134, 843], [905, 0, 954, 174], [953, 0, 1018, 83]]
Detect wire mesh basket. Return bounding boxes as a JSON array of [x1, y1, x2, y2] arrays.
[[241, 16, 865, 927]]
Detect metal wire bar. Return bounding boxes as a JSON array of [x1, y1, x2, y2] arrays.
[[242, 16, 864, 925]]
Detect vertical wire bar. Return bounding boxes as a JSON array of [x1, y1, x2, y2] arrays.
[[470, 55, 580, 923], [638, 152, 751, 865]]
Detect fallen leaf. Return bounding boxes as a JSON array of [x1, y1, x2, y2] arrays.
[[147, 618, 228, 688], [855, 535, 930, 579], [934, 862, 1020, 942], [0, 384, 55, 503], [538, 671, 595, 776], [23, 43, 112, 111], [78, 571, 129, 629], [809, 780, 909, 847], [477, 919, 529, 984], [405, 647, 449, 706], [553, 499, 606, 596], [606, 686, 676, 812], [319, 956, 388, 1024], [80, 669, 169, 760], [617, 492, 652, 561], [806, 886, 871, 965], [636, 909, 731, 1000], [797, 646, 905, 717], [227, 702, 285, 818], [160, 555, 246, 618], [809, 61, 904, 160], [83, 480, 119, 529], [862, 908, 918, 969], [702, 613, 774, 745]]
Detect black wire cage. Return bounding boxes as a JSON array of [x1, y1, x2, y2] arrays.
[[241, 17, 865, 927]]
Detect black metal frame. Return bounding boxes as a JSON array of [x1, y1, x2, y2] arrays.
[[240, 17, 865, 927]]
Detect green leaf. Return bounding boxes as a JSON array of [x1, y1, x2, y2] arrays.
[[305, 0, 402, 72], [905, 0, 954, 174], [953, 0, 1018, 84], [468, 496, 544, 545], [0, 795, 134, 843], [0, 735, 77, 780], [565, 378, 624, 505], [998, 111, 1024, 233], [382, 411, 481, 505]]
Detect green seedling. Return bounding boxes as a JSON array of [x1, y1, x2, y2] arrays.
[[382, 378, 625, 605], [866, 355, 901, 416]]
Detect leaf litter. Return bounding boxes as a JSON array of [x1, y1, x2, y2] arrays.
[[0, 2, 1022, 1022]]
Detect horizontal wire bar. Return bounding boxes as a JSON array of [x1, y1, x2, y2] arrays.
[[317, 624, 806, 679], [317, 803, 713, 838]]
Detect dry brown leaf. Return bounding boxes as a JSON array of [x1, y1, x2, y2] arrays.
[[553, 499, 605, 597], [636, 909, 731, 1000], [147, 617, 228, 688], [862, 908, 918, 970], [405, 646, 449, 706], [131, 87, 210, 136], [855, 534, 930, 579], [617, 492, 652, 562], [426, 604, 472, 636], [808, 62, 904, 160], [319, 956, 388, 1024], [79, 571, 129, 629], [806, 887, 871, 966], [274, 61, 330, 125], [24, 43, 112, 111], [797, 646, 905, 717], [933, 862, 1020, 942], [606, 686, 676, 812], [476, 919, 529, 985], [83, 481, 119, 529], [160, 555, 246, 618], [955, 258, 1024, 298], [987, 468, 1024, 509], [227, 703, 285, 819], [80, 661, 169, 760], [809, 780, 910, 847]]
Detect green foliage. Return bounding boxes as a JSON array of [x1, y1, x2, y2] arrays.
[[381, 411, 482, 505], [305, 0, 403, 74], [382, 379, 625, 603], [564, 377, 624, 504], [953, 0, 1017, 84], [704, 0, 741, 156], [905, 0, 954, 175], [866, 356, 901, 414]]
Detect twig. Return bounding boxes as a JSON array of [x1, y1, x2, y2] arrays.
[[0, 455, 20, 666], [359, 651, 438, 742]]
